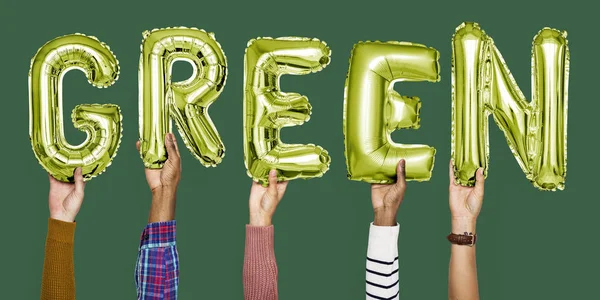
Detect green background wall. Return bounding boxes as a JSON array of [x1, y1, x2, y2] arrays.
[[1, 0, 597, 299]]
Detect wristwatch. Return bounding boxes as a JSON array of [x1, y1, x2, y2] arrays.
[[447, 232, 477, 246]]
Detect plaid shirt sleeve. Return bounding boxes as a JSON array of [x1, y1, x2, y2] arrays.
[[135, 220, 179, 300]]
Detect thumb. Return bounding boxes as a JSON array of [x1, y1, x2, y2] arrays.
[[136, 140, 141, 152], [396, 159, 406, 187], [74, 167, 85, 196], [474, 168, 485, 195], [165, 133, 180, 163], [267, 170, 279, 199]]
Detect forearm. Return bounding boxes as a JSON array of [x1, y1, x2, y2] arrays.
[[448, 218, 479, 300], [148, 188, 177, 223], [243, 225, 278, 300], [135, 221, 179, 300], [366, 223, 400, 300], [41, 218, 76, 300]]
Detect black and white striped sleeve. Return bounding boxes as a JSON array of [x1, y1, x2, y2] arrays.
[[366, 223, 400, 300]]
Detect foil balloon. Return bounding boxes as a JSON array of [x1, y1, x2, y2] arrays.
[[451, 22, 569, 191], [244, 37, 331, 184], [344, 41, 440, 184], [29, 33, 122, 183], [139, 27, 227, 168]]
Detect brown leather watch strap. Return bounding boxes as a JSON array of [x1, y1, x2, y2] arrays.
[[447, 232, 477, 246]]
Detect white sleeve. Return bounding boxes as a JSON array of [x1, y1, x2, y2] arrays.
[[366, 222, 400, 300]]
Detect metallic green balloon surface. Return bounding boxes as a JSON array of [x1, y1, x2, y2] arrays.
[[451, 22, 569, 191], [29, 34, 122, 182], [139, 27, 227, 169], [244, 37, 331, 184], [344, 41, 439, 184]]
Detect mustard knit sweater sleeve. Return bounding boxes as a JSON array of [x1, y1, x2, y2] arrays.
[[41, 218, 76, 300]]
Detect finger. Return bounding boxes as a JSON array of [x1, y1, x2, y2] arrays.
[[47, 173, 61, 187], [267, 169, 278, 197], [251, 180, 262, 189], [165, 133, 180, 162], [396, 159, 406, 185], [172, 133, 180, 153], [448, 159, 457, 186], [277, 180, 289, 197], [278, 180, 289, 190], [475, 168, 485, 194], [136, 141, 141, 152], [74, 167, 85, 195]]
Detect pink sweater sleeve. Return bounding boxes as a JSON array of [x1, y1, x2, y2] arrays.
[[243, 225, 278, 300]]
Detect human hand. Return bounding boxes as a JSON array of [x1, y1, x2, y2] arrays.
[[248, 170, 289, 226], [137, 133, 181, 222], [136, 133, 181, 195], [48, 168, 85, 223], [371, 160, 406, 226], [449, 160, 485, 232]]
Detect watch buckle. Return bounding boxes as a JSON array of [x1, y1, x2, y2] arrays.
[[464, 232, 476, 247]]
